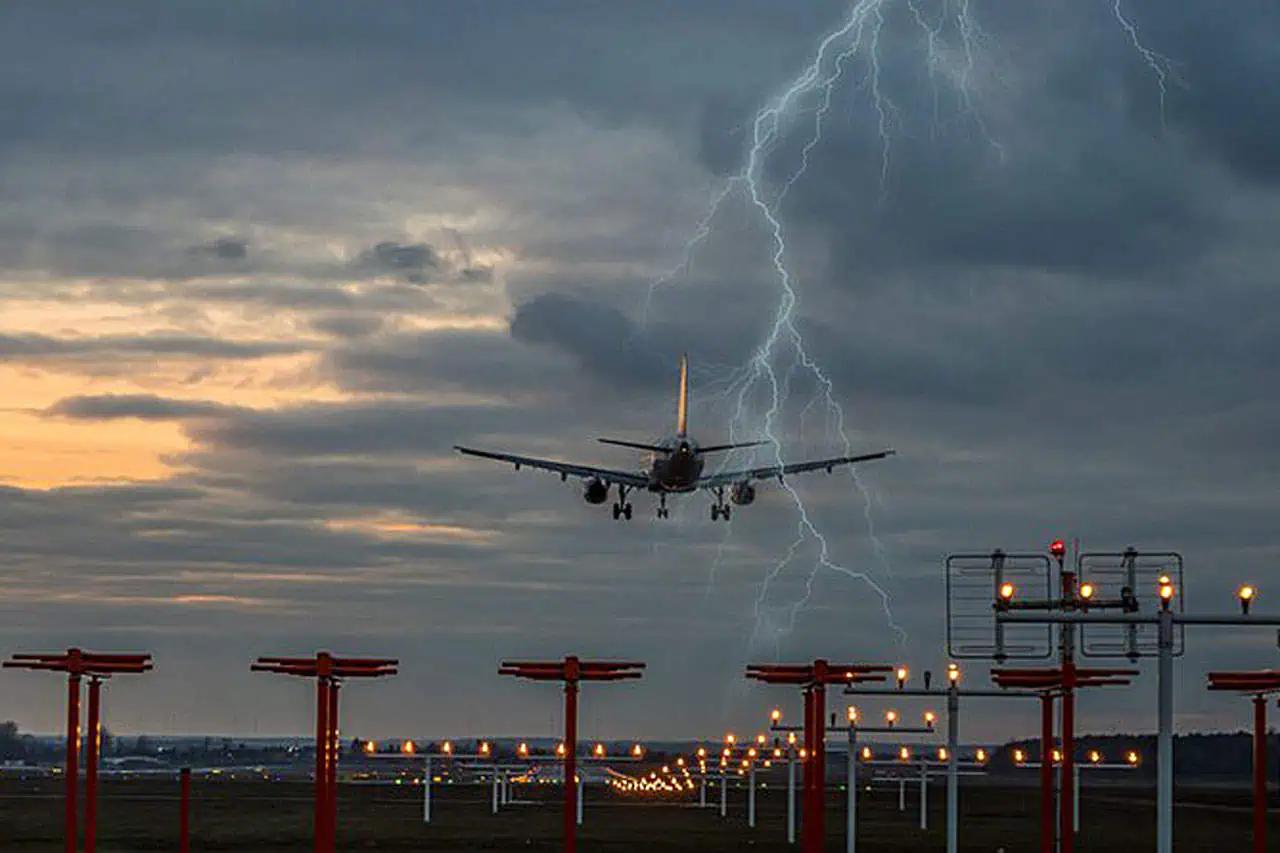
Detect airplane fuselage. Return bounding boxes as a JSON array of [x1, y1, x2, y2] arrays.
[[647, 436, 705, 492]]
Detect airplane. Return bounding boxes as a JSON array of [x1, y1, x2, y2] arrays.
[[454, 354, 894, 521]]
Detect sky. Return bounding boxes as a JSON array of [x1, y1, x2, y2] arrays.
[[1, 1, 1278, 745]]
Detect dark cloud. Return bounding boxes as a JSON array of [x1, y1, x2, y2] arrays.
[[46, 394, 239, 421], [0, 332, 303, 361], [310, 314, 385, 339], [352, 241, 439, 284], [189, 236, 249, 260]]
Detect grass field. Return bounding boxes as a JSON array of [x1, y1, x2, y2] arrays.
[[0, 777, 1273, 851]]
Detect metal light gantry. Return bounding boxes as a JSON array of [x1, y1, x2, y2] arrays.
[[772, 707, 934, 853], [999, 593, 1280, 853], [745, 660, 892, 853], [990, 663, 1136, 853], [1010, 748, 1140, 836], [499, 656, 645, 853], [3, 648, 153, 853], [844, 664, 1040, 853], [1206, 668, 1280, 853], [251, 652, 397, 853]]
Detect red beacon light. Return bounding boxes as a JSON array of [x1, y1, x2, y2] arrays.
[[1049, 539, 1067, 560]]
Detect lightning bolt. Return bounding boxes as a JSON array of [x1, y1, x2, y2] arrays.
[[644, 0, 1176, 663], [1110, 0, 1176, 123]]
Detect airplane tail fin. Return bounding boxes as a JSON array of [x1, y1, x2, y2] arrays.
[[676, 353, 688, 437]]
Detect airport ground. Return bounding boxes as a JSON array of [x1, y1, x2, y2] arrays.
[[0, 778, 1274, 851]]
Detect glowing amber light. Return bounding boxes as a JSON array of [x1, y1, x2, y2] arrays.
[[594, 743, 605, 757], [725, 733, 736, 745], [923, 711, 936, 727], [999, 582, 1016, 601], [1126, 751, 1140, 765], [1013, 749, 1026, 764], [770, 708, 782, 723], [896, 666, 909, 685], [632, 744, 644, 757], [787, 732, 797, 745], [1079, 582, 1095, 600], [1240, 585, 1257, 601], [363, 740, 376, 754], [861, 746, 873, 760], [441, 741, 453, 755], [518, 742, 529, 757], [696, 747, 707, 759], [401, 740, 416, 755], [479, 742, 491, 756], [1052, 749, 1063, 763], [1089, 750, 1102, 764], [975, 748, 988, 763], [947, 664, 961, 684], [885, 710, 898, 726], [899, 747, 910, 762], [938, 747, 948, 761], [847, 706, 859, 723]]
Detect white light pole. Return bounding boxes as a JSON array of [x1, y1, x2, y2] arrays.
[[919, 762, 928, 830], [422, 755, 432, 823], [787, 750, 797, 844], [748, 762, 757, 828], [720, 765, 727, 818], [576, 773, 583, 826]]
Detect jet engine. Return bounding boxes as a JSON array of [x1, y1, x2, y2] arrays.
[[583, 478, 609, 504], [730, 481, 756, 506]]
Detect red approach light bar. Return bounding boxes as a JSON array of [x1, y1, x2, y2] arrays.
[[744, 659, 892, 853], [498, 656, 645, 853], [4, 649, 154, 853], [252, 651, 397, 853], [1205, 670, 1280, 853]]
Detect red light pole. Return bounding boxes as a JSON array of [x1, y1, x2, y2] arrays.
[[1206, 669, 1280, 853], [3, 649, 153, 853], [499, 656, 645, 853], [251, 652, 397, 853], [745, 660, 892, 853], [992, 665, 1135, 853]]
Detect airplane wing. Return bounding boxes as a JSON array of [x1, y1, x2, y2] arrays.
[[697, 449, 895, 488], [454, 446, 650, 487]]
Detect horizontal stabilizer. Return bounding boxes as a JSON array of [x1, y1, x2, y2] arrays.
[[598, 438, 668, 453], [699, 440, 769, 454]]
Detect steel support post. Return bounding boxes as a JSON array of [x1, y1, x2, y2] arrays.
[[179, 767, 191, 853], [919, 763, 928, 830], [788, 752, 797, 844], [423, 756, 431, 824], [314, 678, 329, 853], [1157, 610, 1173, 853], [1060, 675, 1075, 853], [898, 778, 905, 811], [1254, 695, 1267, 853], [326, 682, 340, 853], [576, 774, 583, 827], [65, 674, 80, 853], [1040, 693, 1054, 853], [846, 726, 857, 853], [564, 679, 579, 853], [720, 768, 727, 818], [84, 678, 101, 853], [946, 687, 959, 853], [748, 762, 757, 828]]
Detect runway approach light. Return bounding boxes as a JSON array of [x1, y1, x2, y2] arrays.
[[1158, 577, 1176, 610], [364, 740, 376, 754], [899, 747, 911, 762], [1126, 750, 1140, 766], [441, 741, 453, 755], [975, 748, 988, 763], [861, 746, 873, 761], [787, 732, 797, 746], [556, 743, 566, 757], [1088, 750, 1102, 764], [479, 741, 491, 757], [1239, 585, 1257, 615], [1050, 538, 1067, 562], [885, 710, 898, 727], [847, 706, 859, 723], [896, 666, 909, 689], [998, 582, 1016, 608], [771, 708, 782, 723], [725, 733, 736, 745], [401, 740, 416, 755], [923, 711, 936, 728], [756, 734, 767, 746], [518, 742, 530, 758], [1079, 582, 1096, 602], [1013, 749, 1026, 765], [1052, 749, 1063, 764], [594, 743, 605, 758], [938, 747, 948, 761], [947, 664, 961, 685], [631, 744, 644, 758], [696, 747, 706, 759]]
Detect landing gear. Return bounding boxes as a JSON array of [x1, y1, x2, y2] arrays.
[[710, 487, 731, 522], [656, 494, 669, 519], [612, 486, 633, 521]]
